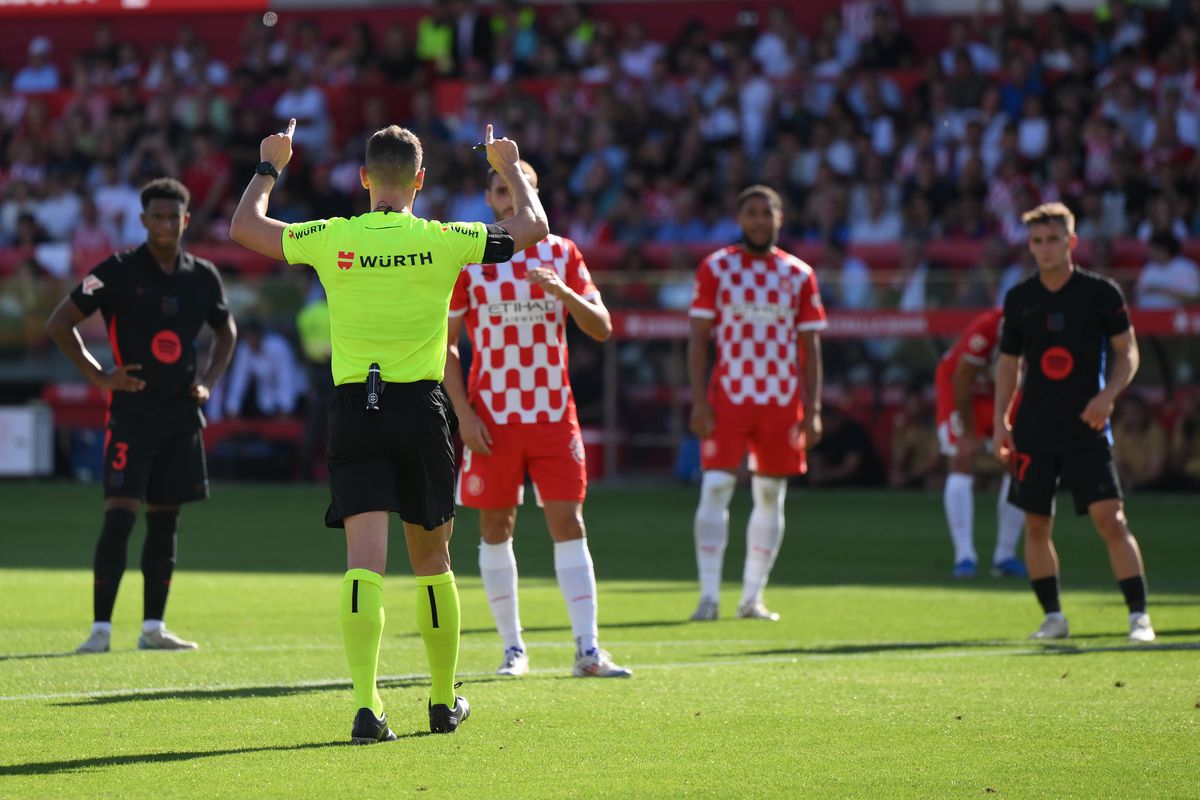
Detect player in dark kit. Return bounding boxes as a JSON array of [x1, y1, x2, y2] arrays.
[[46, 178, 238, 654], [993, 202, 1155, 643]]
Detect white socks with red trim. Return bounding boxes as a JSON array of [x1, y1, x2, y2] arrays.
[[479, 539, 525, 653], [695, 470, 736, 602], [740, 475, 786, 607]]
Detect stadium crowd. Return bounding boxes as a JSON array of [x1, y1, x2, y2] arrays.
[[0, 0, 1198, 488]]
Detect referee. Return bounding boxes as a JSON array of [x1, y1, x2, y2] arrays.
[[230, 119, 547, 742]]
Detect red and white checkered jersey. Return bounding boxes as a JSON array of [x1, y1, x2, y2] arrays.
[[450, 234, 599, 425], [690, 245, 827, 407], [939, 308, 1003, 381]]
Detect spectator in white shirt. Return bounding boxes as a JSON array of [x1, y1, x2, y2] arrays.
[[1135, 234, 1200, 309], [617, 21, 663, 81], [33, 173, 83, 242], [849, 182, 903, 243], [821, 238, 876, 310], [92, 161, 147, 249], [224, 322, 305, 419], [0, 180, 38, 246], [14, 37, 61, 93], [752, 6, 804, 78], [273, 66, 331, 160]]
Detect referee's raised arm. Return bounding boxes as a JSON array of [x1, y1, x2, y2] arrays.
[[481, 123, 548, 253], [229, 118, 295, 260]]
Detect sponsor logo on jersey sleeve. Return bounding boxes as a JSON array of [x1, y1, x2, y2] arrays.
[[291, 222, 326, 240], [82, 274, 105, 296]]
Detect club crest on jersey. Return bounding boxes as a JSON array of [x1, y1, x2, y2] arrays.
[[968, 333, 988, 353], [569, 434, 585, 465], [1046, 312, 1066, 332], [81, 274, 104, 296], [161, 296, 179, 317]]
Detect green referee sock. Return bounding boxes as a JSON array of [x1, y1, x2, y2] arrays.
[[415, 572, 461, 708], [340, 569, 385, 717]]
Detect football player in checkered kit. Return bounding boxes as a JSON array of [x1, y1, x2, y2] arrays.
[[444, 160, 631, 678], [687, 185, 827, 622]]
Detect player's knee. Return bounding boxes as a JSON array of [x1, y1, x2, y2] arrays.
[[750, 475, 787, 509], [1025, 515, 1053, 540], [700, 471, 737, 510], [480, 509, 517, 544], [1090, 507, 1129, 542]]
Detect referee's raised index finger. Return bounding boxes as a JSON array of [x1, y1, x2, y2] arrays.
[[284, 117, 297, 138], [485, 123, 494, 144]]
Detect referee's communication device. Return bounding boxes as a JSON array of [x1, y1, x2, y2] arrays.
[[366, 362, 382, 412]]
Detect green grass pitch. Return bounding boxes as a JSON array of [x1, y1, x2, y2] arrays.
[[0, 482, 1196, 798]]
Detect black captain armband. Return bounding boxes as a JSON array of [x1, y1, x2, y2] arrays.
[[482, 224, 515, 264]]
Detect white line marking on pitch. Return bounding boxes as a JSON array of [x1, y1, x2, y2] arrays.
[[0, 646, 1050, 703]]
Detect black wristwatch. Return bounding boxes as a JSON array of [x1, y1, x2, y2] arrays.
[[255, 161, 279, 180]]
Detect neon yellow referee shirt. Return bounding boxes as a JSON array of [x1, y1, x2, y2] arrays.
[[282, 212, 486, 386]]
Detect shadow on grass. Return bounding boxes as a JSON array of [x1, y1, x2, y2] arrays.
[[53, 676, 505, 708], [398, 619, 690, 639], [724, 638, 1013, 658], [0, 652, 78, 663], [728, 629, 1200, 659], [1045, 627, 1200, 641], [0, 740, 350, 776]]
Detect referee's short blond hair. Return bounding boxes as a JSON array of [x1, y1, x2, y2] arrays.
[[366, 125, 423, 188], [1021, 202, 1075, 233]]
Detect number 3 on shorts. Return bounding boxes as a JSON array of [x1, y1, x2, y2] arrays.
[[111, 441, 128, 471]]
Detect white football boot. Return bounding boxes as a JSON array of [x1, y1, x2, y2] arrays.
[[1127, 614, 1156, 643], [76, 628, 111, 654], [737, 601, 781, 621], [138, 627, 199, 650], [573, 649, 632, 678], [496, 647, 530, 676], [1029, 614, 1070, 640]]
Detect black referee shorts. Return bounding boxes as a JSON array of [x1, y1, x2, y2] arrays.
[[1007, 440, 1123, 517], [324, 380, 459, 531], [103, 425, 209, 505]]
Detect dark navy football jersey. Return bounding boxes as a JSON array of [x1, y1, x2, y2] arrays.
[[999, 268, 1130, 452], [71, 244, 230, 434]]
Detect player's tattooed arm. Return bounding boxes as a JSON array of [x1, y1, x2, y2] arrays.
[[952, 359, 984, 461], [799, 330, 823, 447], [46, 296, 145, 393], [688, 316, 715, 439], [1081, 329, 1139, 431], [526, 268, 612, 341], [444, 314, 492, 455]]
